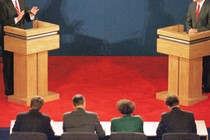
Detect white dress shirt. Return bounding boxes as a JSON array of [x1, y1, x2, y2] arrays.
[[197, 0, 205, 10]]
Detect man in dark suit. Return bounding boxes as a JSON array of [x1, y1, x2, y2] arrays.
[[156, 95, 197, 138], [0, 0, 39, 96], [63, 94, 105, 139], [12, 96, 55, 138], [186, 0, 210, 93]]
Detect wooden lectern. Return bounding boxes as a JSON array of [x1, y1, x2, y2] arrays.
[[156, 24, 209, 106], [4, 20, 60, 106]]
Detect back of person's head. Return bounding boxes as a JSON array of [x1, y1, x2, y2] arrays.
[[165, 95, 179, 107], [117, 99, 135, 115], [30, 96, 44, 110], [72, 94, 85, 107]]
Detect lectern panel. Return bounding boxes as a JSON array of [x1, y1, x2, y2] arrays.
[[14, 53, 37, 98], [168, 55, 179, 96], [156, 25, 208, 106], [38, 52, 48, 96], [4, 20, 60, 106], [157, 38, 190, 58], [4, 36, 27, 54], [179, 58, 202, 98], [27, 35, 59, 54]]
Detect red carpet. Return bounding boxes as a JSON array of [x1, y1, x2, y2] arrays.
[[0, 56, 210, 128]]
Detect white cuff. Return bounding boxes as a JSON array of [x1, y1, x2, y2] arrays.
[[14, 18, 18, 24]]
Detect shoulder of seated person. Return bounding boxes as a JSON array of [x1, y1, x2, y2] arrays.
[[132, 115, 143, 119], [63, 111, 72, 116], [111, 117, 121, 121]]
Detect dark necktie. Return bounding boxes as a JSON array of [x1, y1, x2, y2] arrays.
[[196, 4, 200, 21]]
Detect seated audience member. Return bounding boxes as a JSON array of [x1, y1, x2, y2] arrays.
[[63, 94, 106, 139], [111, 99, 144, 132], [12, 96, 55, 137], [156, 95, 197, 138]]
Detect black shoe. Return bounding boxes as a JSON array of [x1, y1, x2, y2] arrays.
[[5, 92, 13, 96], [205, 89, 210, 93], [5, 88, 14, 96], [202, 87, 206, 93], [202, 87, 210, 93]]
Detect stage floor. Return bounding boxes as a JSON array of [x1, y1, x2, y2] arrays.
[[1, 56, 210, 128]]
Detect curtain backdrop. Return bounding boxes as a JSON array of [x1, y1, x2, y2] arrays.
[[26, 0, 191, 56]]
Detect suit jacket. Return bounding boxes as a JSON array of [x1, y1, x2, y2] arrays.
[[111, 115, 144, 133], [12, 109, 55, 137], [156, 107, 197, 137], [0, 0, 31, 46], [186, 0, 210, 32], [63, 108, 105, 137]]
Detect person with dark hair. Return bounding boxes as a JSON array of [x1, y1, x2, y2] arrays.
[[156, 95, 197, 138], [0, 0, 39, 96], [110, 99, 143, 132], [186, 0, 210, 93], [12, 96, 55, 137], [63, 94, 106, 139]]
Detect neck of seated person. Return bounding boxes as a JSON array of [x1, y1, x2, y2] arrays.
[[74, 105, 85, 110]]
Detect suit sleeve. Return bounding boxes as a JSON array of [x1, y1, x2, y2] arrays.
[[110, 119, 116, 132], [156, 114, 166, 137], [94, 115, 105, 137], [186, 3, 193, 32], [43, 116, 55, 137], [63, 114, 66, 132], [197, 4, 210, 32], [12, 115, 22, 132], [191, 113, 197, 133], [138, 117, 144, 133], [23, 0, 31, 22], [0, 2, 16, 26]]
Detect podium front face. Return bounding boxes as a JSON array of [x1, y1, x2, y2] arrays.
[[4, 21, 60, 106], [156, 25, 208, 106]]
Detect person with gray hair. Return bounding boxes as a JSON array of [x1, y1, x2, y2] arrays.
[[12, 96, 54, 137], [156, 95, 197, 138], [63, 94, 106, 139]]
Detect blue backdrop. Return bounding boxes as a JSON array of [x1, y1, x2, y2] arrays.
[[26, 0, 192, 56]]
